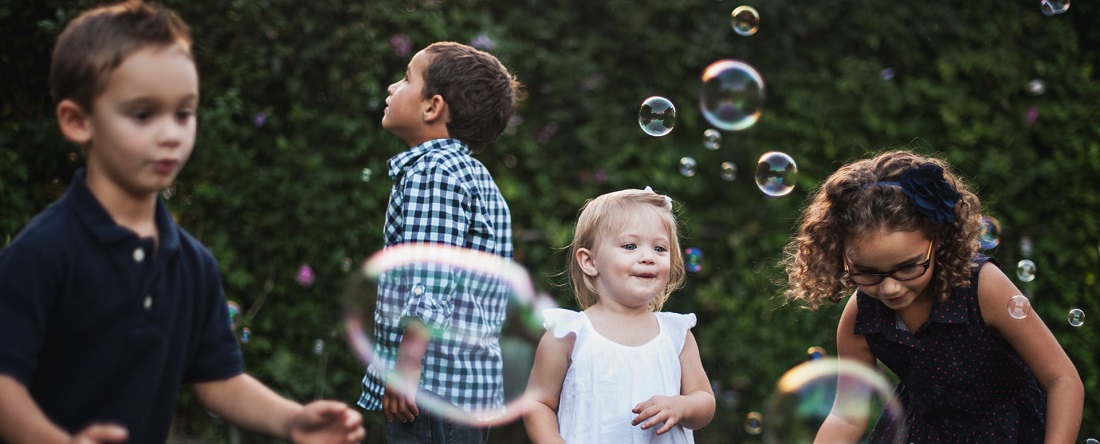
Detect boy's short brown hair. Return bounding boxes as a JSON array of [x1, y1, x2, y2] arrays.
[[422, 42, 521, 153], [50, 0, 193, 112]]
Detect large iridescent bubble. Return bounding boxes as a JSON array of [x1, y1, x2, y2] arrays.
[[345, 243, 557, 426], [699, 59, 765, 131], [765, 358, 906, 443]]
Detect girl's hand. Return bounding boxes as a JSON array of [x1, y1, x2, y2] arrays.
[[631, 395, 686, 435]]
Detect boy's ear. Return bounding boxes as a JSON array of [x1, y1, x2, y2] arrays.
[[422, 94, 450, 124], [56, 99, 93, 145], [576, 248, 599, 277]]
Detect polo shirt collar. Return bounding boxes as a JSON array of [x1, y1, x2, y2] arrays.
[[66, 169, 180, 253], [387, 138, 470, 180]]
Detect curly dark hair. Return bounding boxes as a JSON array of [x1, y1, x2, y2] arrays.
[[781, 150, 983, 310], [422, 42, 521, 153]]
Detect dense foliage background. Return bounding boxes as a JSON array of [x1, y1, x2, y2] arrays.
[[2, 0, 1098, 441]]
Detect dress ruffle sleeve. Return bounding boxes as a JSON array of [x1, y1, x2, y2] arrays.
[[657, 312, 697, 354], [542, 308, 586, 339]]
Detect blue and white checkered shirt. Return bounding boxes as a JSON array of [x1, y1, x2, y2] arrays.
[[359, 138, 513, 413]]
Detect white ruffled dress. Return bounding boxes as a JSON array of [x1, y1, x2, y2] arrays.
[[543, 308, 697, 444]]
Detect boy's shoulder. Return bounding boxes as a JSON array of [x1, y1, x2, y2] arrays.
[[393, 139, 482, 175], [4, 198, 76, 255]]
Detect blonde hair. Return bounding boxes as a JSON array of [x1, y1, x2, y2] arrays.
[[566, 188, 685, 312], [781, 150, 983, 310]]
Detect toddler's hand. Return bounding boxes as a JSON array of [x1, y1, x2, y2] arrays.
[[631, 395, 685, 435]]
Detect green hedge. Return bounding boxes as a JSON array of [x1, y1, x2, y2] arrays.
[[2, 0, 1097, 441]]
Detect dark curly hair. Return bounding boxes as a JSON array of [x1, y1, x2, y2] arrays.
[[422, 42, 521, 153], [781, 150, 983, 310]]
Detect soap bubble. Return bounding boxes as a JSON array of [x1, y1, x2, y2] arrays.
[[1068, 308, 1085, 327], [978, 216, 1001, 250], [754, 151, 798, 197], [345, 243, 556, 427], [1026, 79, 1046, 96], [1016, 259, 1037, 283], [806, 346, 827, 361], [720, 161, 738, 181], [744, 411, 764, 435], [639, 96, 677, 137], [1040, 0, 1070, 15], [730, 5, 760, 37], [700, 59, 765, 131], [679, 157, 698, 177], [703, 129, 722, 150], [764, 358, 906, 444], [685, 247, 703, 273], [1007, 294, 1032, 319]]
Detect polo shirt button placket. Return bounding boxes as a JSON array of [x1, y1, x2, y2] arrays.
[[133, 247, 145, 263], [144, 295, 153, 310]]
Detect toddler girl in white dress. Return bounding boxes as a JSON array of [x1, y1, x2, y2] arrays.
[[524, 188, 715, 443]]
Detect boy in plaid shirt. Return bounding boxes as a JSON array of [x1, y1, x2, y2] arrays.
[[358, 41, 521, 444]]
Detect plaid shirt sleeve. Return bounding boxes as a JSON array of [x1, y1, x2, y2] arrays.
[[395, 158, 471, 329]]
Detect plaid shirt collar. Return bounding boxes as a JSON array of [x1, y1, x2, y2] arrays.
[[388, 138, 471, 181]]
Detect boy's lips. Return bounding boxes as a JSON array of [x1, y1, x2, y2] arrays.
[[153, 159, 180, 174]]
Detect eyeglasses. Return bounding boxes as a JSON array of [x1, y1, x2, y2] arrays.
[[843, 241, 934, 286]]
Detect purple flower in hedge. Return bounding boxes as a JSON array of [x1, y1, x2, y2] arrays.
[[390, 34, 412, 57], [252, 113, 266, 127], [470, 34, 496, 51], [296, 264, 315, 288], [898, 163, 962, 224], [1025, 106, 1040, 124]]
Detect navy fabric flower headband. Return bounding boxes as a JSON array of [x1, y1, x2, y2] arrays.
[[869, 163, 963, 224]]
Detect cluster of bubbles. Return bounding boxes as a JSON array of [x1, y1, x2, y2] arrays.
[[634, 11, 789, 195], [685, 247, 704, 273], [1040, 0, 1070, 15]]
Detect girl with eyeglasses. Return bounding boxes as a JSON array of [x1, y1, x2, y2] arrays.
[[780, 150, 1082, 442]]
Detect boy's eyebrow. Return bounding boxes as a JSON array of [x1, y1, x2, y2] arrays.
[[117, 93, 199, 107]]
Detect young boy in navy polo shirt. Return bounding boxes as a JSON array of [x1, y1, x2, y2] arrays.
[[0, 2, 364, 443], [357, 42, 521, 443]]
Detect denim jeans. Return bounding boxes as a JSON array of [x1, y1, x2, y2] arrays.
[[384, 408, 491, 444]]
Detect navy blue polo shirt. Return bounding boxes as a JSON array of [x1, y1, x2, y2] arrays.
[[0, 169, 243, 442]]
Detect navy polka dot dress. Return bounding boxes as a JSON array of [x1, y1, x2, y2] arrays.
[[855, 256, 1046, 442]]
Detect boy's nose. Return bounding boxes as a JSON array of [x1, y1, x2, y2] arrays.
[[157, 120, 186, 147]]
